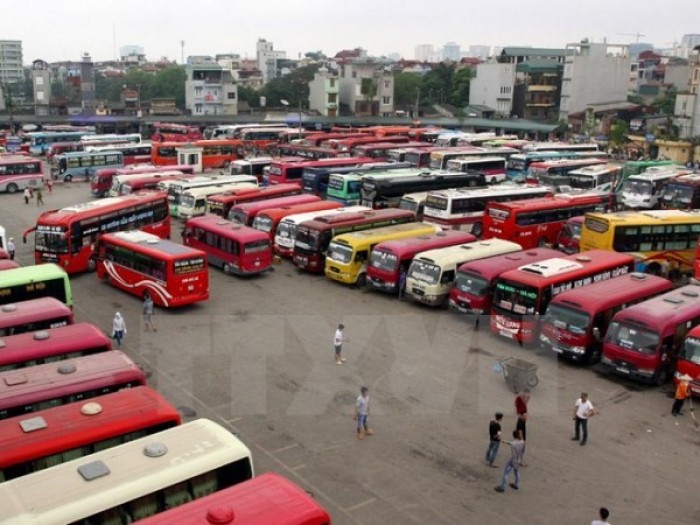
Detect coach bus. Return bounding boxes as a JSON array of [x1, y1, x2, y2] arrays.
[[0, 155, 44, 193], [622, 159, 676, 178], [540, 272, 673, 364], [27, 130, 93, 156], [275, 144, 346, 160], [294, 208, 416, 273], [0, 322, 111, 372], [81, 133, 142, 148], [580, 210, 700, 277], [184, 215, 273, 276], [353, 141, 429, 160], [602, 285, 700, 385], [563, 164, 624, 193], [325, 222, 439, 287], [429, 147, 519, 171], [0, 297, 73, 337], [660, 173, 700, 210], [523, 142, 599, 154], [490, 250, 635, 344], [0, 419, 254, 524], [676, 325, 700, 396], [301, 162, 412, 198], [528, 158, 607, 182], [179, 180, 258, 219], [619, 165, 691, 209], [483, 193, 613, 250], [422, 185, 552, 236], [327, 167, 428, 206], [267, 157, 373, 185], [51, 151, 124, 182], [448, 248, 560, 321], [0, 264, 72, 307], [135, 473, 331, 525], [0, 350, 146, 420], [506, 151, 607, 179], [111, 171, 194, 197], [206, 183, 303, 218], [151, 140, 240, 169], [164, 175, 252, 217], [91, 164, 196, 198], [0, 386, 180, 482], [228, 194, 320, 226], [24, 192, 170, 274], [87, 141, 152, 166], [557, 216, 585, 255], [46, 142, 84, 160], [151, 122, 202, 142], [96, 231, 209, 307], [252, 200, 343, 240], [406, 239, 522, 307], [366, 230, 475, 295], [445, 156, 507, 184]]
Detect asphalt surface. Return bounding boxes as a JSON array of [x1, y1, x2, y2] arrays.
[[2, 179, 699, 525]]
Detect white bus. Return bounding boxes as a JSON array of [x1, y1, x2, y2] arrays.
[[555, 163, 624, 193], [179, 180, 258, 219], [161, 176, 255, 217], [422, 185, 551, 236], [620, 165, 691, 209], [429, 147, 519, 171], [405, 239, 522, 307], [398, 191, 428, 219], [0, 419, 254, 525], [446, 156, 508, 184], [523, 142, 599, 153], [109, 170, 191, 197]]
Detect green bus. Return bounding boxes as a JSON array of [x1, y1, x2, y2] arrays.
[[326, 168, 428, 206], [622, 159, 676, 179], [0, 263, 73, 307]]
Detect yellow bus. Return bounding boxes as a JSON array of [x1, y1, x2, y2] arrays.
[[580, 210, 700, 277], [325, 222, 439, 286]]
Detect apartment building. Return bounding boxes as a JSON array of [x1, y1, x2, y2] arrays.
[[0, 40, 23, 85], [338, 58, 394, 117], [308, 67, 340, 117], [184, 57, 238, 116], [674, 48, 700, 138]]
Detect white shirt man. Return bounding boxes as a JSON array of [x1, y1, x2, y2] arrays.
[[333, 324, 346, 364]]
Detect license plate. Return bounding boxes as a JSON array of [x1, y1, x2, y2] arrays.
[[500, 330, 513, 339], [616, 366, 629, 374], [254, 261, 260, 266]]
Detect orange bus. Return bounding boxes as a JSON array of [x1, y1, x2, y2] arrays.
[[151, 139, 241, 169], [267, 157, 373, 185]]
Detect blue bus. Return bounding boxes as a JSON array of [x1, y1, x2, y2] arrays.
[[51, 151, 124, 182], [27, 131, 95, 156]]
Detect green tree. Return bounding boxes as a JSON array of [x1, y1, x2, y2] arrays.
[[609, 119, 629, 150], [260, 64, 319, 108], [393, 72, 423, 108], [449, 67, 473, 107], [150, 66, 186, 108], [651, 89, 677, 139]]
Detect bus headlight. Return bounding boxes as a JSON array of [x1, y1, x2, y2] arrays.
[[540, 334, 550, 344], [571, 346, 586, 355]]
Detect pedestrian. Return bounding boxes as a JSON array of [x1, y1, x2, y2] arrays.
[[112, 312, 127, 348], [572, 392, 596, 446], [514, 388, 529, 465], [485, 412, 503, 467], [35, 187, 44, 206], [334, 323, 347, 364], [493, 430, 525, 492], [23, 187, 31, 204], [6, 238, 15, 261], [591, 507, 611, 525], [671, 374, 692, 416], [46, 179, 53, 193], [143, 292, 157, 332], [355, 386, 373, 439], [398, 267, 407, 301]]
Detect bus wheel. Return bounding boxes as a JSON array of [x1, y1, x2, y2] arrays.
[[537, 237, 548, 247], [6, 183, 18, 194], [654, 368, 668, 386], [472, 222, 483, 237], [87, 258, 97, 272], [64, 174, 72, 183], [356, 273, 367, 289]]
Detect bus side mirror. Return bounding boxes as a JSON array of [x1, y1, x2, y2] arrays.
[[592, 327, 601, 341]]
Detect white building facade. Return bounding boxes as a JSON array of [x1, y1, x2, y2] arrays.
[[468, 62, 516, 116]]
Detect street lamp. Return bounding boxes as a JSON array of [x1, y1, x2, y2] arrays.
[[280, 98, 303, 136]]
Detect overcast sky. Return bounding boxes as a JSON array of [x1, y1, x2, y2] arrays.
[[3, 0, 697, 64]]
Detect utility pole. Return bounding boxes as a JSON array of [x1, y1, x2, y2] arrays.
[[180, 40, 185, 65]]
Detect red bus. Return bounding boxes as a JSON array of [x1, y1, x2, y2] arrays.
[[303, 131, 369, 147], [113, 171, 194, 196], [151, 122, 202, 142], [91, 164, 196, 198], [184, 215, 273, 276], [490, 250, 636, 344], [23, 192, 171, 274], [403, 147, 450, 168], [151, 140, 240, 169], [540, 273, 673, 364], [89, 142, 152, 165], [366, 230, 476, 295], [448, 248, 560, 319], [293, 208, 416, 273], [96, 231, 209, 307], [251, 200, 343, 239], [333, 135, 410, 153], [206, 183, 303, 218], [0, 350, 145, 420], [695, 236, 700, 283], [602, 285, 700, 384], [483, 193, 614, 249], [676, 324, 700, 396], [134, 473, 331, 525], [275, 144, 348, 159], [0, 260, 20, 271], [0, 297, 73, 337], [352, 140, 429, 159], [0, 386, 180, 482], [267, 157, 374, 185], [46, 141, 84, 160], [228, 194, 321, 225], [557, 216, 585, 255], [0, 322, 111, 372], [661, 173, 700, 210]]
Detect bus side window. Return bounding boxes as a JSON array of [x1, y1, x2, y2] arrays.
[[441, 270, 455, 284], [354, 250, 368, 263]]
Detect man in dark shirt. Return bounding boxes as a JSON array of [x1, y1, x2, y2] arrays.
[[515, 388, 530, 466], [485, 412, 503, 467]]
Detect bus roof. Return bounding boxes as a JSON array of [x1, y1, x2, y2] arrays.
[[487, 193, 610, 212], [374, 230, 476, 258], [0, 263, 68, 287], [230, 195, 320, 216], [0, 297, 71, 330], [414, 239, 522, 266], [256, 201, 342, 223], [529, 158, 606, 169], [207, 183, 301, 204], [666, 173, 700, 188], [301, 208, 415, 230], [35, 192, 165, 226], [332, 222, 437, 245], [626, 165, 690, 181], [182, 182, 258, 199], [447, 155, 507, 165], [104, 231, 205, 257], [278, 205, 369, 227], [567, 164, 622, 176], [427, 184, 548, 200], [610, 285, 700, 334], [457, 248, 561, 281], [585, 209, 700, 226], [186, 215, 271, 242]]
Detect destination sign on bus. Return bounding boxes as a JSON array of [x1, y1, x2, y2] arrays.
[[173, 257, 206, 275]]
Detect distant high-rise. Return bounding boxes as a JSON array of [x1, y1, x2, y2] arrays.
[[256, 38, 286, 84], [0, 40, 23, 85], [681, 34, 700, 50], [468, 45, 491, 59], [120, 45, 145, 63], [414, 44, 433, 62], [442, 42, 461, 62]]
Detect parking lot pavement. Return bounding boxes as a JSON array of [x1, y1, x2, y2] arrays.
[[3, 181, 700, 525]]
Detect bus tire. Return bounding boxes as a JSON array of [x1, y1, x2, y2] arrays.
[[356, 273, 367, 289], [654, 368, 668, 386], [472, 222, 483, 237], [223, 263, 231, 274], [87, 258, 97, 272], [6, 183, 18, 194], [64, 174, 72, 183], [537, 237, 548, 248]]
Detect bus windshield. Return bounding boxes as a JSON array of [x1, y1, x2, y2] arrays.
[[454, 272, 489, 297], [681, 336, 700, 365], [567, 174, 596, 189], [35, 228, 68, 253], [543, 303, 589, 335], [327, 242, 353, 264], [253, 216, 274, 233], [492, 280, 538, 315], [605, 321, 659, 355], [295, 229, 320, 251], [662, 184, 694, 205], [277, 221, 297, 239], [369, 250, 399, 272], [624, 179, 653, 196], [409, 260, 441, 285]]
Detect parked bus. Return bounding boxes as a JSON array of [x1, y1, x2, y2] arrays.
[[406, 239, 522, 307], [252, 200, 343, 239], [0, 297, 73, 337], [0, 264, 72, 307], [622, 159, 676, 179], [602, 284, 700, 384], [227, 194, 320, 225], [506, 151, 607, 179], [367, 230, 476, 295], [27, 131, 93, 156], [528, 158, 607, 182], [422, 185, 552, 236], [403, 147, 448, 168], [228, 157, 277, 180], [398, 191, 428, 219], [523, 142, 599, 154], [135, 473, 331, 525], [165, 175, 253, 217], [0, 386, 180, 483], [0, 155, 43, 193], [580, 210, 700, 277], [208, 123, 283, 140], [87, 142, 152, 166], [81, 133, 142, 148], [619, 165, 690, 209], [179, 180, 258, 219], [151, 122, 202, 142], [0, 322, 111, 373], [561, 164, 624, 193], [151, 140, 240, 169], [274, 206, 369, 258], [46, 141, 83, 160], [448, 248, 561, 320], [96, 231, 209, 307], [51, 150, 124, 182], [206, 183, 303, 218], [490, 250, 635, 344], [557, 216, 585, 254], [267, 157, 373, 185], [353, 141, 429, 159], [301, 162, 412, 198], [429, 147, 519, 171], [540, 272, 673, 364], [275, 144, 346, 160], [111, 171, 195, 197], [0, 419, 253, 524], [446, 156, 507, 184], [333, 135, 410, 153], [660, 173, 700, 210], [327, 167, 428, 206], [294, 208, 416, 273], [91, 165, 196, 198], [483, 193, 613, 249], [0, 260, 21, 271], [325, 222, 439, 287], [0, 350, 146, 420], [676, 324, 700, 396], [183, 216, 273, 276]]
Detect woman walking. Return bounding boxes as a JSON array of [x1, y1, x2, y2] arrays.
[[112, 312, 127, 348]]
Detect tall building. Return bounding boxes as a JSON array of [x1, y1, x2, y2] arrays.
[[31, 59, 51, 116], [674, 47, 700, 138], [308, 66, 339, 117], [442, 42, 461, 62], [256, 38, 286, 84], [0, 40, 23, 85], [414, 44, 433, 62], [681, 34, 700, 50], [338, 58, 394, 117], [80, 53, 97, 116], [120, 45, 146, 65], [184, 57, 238, 116]]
